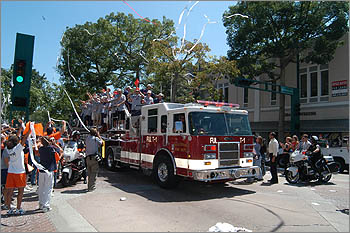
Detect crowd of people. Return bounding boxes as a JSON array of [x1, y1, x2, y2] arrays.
[[1, 119, 102, 215], [78, 84, 165, 131], [249, 132, 322, 184]]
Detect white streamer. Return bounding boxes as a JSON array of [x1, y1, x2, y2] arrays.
[[100, 136, 137, 143], [29, 122, 49, 174], [186, 14, 217, 54], [83, 28, 96, 36], [67, 49, 77, 82], [63, 89, 90, 132], [225, 13, 249, 19], [178, 8, 186, 25], [47, 111, 52, 127], [187, 1, 199, 16], [139, 51, 149, 63]]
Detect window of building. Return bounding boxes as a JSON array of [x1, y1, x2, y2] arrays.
[[321, 70, 329, 96], [310, 72, 318, 97], [243, 87, 248, 107], [300, 73, 307, 98], [148, 109, 158, 133], [217, 83, 229, 103], [299, 64, 329, 103]]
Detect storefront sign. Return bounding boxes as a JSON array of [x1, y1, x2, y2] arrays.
[[332, 80, 348, 97], [286, 112, 316, 117]]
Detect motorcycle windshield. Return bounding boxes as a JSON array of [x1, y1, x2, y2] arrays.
[[66, 141, 78, 149]]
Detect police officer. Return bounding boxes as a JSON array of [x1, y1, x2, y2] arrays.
[[307, 136, 322, 173], [85, 128, 103, 192]]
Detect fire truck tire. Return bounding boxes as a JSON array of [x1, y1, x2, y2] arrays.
[[106, 148, 116, 171], [154, 156, 180, 189]]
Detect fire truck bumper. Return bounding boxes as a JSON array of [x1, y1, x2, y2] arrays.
[[192, 166, 261, 182]]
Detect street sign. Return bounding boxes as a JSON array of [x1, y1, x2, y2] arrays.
[[281, 86, 294, 95]]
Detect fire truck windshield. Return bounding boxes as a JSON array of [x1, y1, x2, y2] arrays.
[[188, 112, 252, 136]]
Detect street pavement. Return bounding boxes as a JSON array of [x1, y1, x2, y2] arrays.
[[1, 167, 349, 232]]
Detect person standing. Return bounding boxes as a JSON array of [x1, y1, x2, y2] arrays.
[[144, 90, 154, 105], [254, 136, 264, 181], [268, 132, 279, 184], [37, 136, 60, 212], [154, 93, 165, 103], [128, 88, 144, 116], [297, 134, 312, 151], [4, 125, 31, 215], [85, 128, 103, 192]]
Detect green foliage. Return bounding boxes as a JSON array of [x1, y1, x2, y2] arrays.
[[58, 12, 175, 102], [223, 1, 349, 80], [1, 67, 72, 123]]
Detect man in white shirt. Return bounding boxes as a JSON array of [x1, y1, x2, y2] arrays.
[[268, 132, 279, 184]]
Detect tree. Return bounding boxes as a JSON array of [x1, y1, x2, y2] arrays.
[[0, 67, 69, 123], [146, 38, 212, 102], [57, 12, 175, 101], [223, 1, 349, 140]]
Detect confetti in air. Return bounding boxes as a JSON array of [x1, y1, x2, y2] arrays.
[[122, 0, 157, 25]]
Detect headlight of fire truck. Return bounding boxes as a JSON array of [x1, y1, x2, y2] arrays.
[[244, 152, 254, 158], [203, 153, 216, 160]]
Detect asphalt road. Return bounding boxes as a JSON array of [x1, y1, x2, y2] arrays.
[[48, 166, 349, 232]]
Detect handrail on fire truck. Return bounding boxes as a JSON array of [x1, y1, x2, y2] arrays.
[[196, 100, 240, 109]]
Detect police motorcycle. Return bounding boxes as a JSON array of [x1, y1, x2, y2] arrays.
[[61, 139, 86, 187], [285, 137, 339, 184]]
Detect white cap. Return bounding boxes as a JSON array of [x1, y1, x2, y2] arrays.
[[147, 90, 152, 94], [147, 84, 152, 88]]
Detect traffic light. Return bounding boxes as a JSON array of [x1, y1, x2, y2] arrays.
[[14, 60, 26, 84], [11, 33, 35, 111]]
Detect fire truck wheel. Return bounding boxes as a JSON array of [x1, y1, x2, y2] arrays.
[[154, 156, 180, 189], [106, 148, 116, 171]]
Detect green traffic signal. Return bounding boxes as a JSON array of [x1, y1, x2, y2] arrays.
[[16, 76, 24, 83]]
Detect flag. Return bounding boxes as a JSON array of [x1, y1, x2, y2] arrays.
[[134, 78, 139, 88]]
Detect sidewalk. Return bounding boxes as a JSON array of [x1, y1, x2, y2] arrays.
[[1, 185, 56, 232]]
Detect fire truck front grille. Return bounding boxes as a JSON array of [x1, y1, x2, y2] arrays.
[[218, 142, 240, 167]]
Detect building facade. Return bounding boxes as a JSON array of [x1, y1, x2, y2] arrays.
[[216, 33, 349, 143]]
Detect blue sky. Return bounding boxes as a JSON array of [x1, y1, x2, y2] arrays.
[[1, 1, 236, 84]]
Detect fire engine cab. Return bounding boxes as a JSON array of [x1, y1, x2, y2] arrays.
[[102, 100, 261, 188]]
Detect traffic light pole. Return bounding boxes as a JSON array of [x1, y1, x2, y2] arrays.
[[234, 77, 300, 136]]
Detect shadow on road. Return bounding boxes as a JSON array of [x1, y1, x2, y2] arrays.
[[61, 189, 89, 194], [98, 167, 256, 203], [283, 180, 336, 187]]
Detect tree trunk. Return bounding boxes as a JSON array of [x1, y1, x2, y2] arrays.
[[171, 73, 179, 102], [278, 66, 286, 142]]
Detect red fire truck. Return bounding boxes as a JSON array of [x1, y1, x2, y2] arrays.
[[102, 100, 261, 188]]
